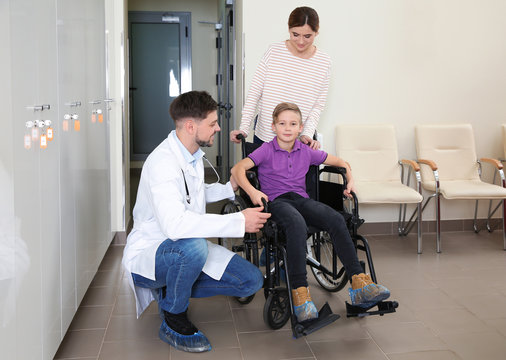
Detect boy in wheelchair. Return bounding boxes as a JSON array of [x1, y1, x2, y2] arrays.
[[231, 102, 390, 323]]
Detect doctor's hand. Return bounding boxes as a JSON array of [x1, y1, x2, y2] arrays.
[[242, 206, 271, 233]]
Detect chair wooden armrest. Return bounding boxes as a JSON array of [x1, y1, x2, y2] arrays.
[[480, 157, 503, 170], [417, 159, 438, 171], [400, 159, 420, 172]]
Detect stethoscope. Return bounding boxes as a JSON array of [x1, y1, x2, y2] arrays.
[[181, 155, 221, 204]]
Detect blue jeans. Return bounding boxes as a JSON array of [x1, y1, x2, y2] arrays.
[[269, 192, 364, 289], [132, 238, 263, 314]]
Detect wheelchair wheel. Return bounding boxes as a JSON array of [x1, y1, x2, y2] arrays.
[[218, 197, 247, 250], [308, 231, 348, 292], [263, 288, 291, 329], [218, 196, 256, 305]]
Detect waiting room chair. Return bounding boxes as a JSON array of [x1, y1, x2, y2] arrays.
[[486, 124, 506, 231], [415, 123, 506, 253], [335, 124, 424, 253]]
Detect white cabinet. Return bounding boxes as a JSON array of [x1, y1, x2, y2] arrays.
[[1, 0, 113, 358], [9, 0, 61, 358], [57, 0, 111, 333]]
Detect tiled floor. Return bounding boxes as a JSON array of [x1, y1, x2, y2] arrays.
[[54, 230, 506, 360]]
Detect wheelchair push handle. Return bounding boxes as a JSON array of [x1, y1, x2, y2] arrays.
[[236, 133, 247, 159], [261, 197, 269, 213]]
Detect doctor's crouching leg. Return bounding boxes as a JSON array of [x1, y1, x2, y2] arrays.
[[132, 237, 212, 353], [191, 253, 263, 299], [131, 238, 263, 353]]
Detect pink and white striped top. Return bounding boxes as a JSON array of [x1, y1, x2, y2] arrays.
[[240, 41, 331, 142]]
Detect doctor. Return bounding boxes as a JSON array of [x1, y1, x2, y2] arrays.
[[122, 91, 269, 353]]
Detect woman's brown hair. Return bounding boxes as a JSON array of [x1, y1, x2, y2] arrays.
[[288, 6, 319, 32]]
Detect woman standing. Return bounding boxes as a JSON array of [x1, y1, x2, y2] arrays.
[[230, 6, 331, 149]]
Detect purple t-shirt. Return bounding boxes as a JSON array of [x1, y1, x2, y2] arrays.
[[248, 138, 328, 200]]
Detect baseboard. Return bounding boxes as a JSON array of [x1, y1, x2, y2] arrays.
[[360, 218, 503, 235], [112, 231, 127, 245]]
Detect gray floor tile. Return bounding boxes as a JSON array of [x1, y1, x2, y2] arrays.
[[56, 231, 506, 359]]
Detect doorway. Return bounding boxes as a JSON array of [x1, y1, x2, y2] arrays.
[[128, 11, 191, 161], [216, 0, 236, 181]]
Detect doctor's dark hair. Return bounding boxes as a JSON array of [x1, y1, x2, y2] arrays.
[[170, 90, 218, 123], [288, 6, 319, 32]]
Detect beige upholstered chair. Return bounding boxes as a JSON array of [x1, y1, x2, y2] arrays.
[[415, 124, 506, 253], [335, 124, 424, 253], [486, 124, 506, 231]]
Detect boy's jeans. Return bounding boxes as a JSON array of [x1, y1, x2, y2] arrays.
[[132, 238, 263, 314]]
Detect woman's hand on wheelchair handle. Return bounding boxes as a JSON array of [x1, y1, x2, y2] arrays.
[[300, 135, 321, 150], [230, 130, 246, 144]]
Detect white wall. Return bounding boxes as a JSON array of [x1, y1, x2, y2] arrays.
[[241, 0, 506, 222]]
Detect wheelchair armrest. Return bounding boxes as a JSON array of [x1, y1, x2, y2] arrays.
[[320, 165, 346, 175], [320, 166, 348, 189], [246, 170, 260, 190]]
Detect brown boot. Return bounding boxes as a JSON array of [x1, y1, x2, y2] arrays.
[[349, 273, 390, 307], [291, 286, 318, 322]]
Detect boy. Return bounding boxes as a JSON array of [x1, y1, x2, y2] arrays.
[[231, 102, 390, 322]]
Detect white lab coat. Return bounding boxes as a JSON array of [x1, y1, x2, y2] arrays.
[[123, 130, 245, 317]]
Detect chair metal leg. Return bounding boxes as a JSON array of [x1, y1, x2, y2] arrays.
[[398, 203, 404, 235], [503, 199, 506, 250], [436, 193, 441, 253], [417, 201, 422, 254], [473, 200, 480, 233]]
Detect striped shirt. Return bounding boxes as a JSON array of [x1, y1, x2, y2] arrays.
[[240, 41, 331, 142]]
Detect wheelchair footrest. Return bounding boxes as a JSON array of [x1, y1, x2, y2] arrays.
[[292, 302, 340, 339], [345, 300, 399, 318]]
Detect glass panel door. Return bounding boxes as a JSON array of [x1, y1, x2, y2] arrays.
[[129, 12, 191, 160]]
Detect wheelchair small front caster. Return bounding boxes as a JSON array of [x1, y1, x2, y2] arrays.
[[293, 323, 305, 338], [263, 288, 290, 329]]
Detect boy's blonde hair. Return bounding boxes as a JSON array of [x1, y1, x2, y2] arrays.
[[272, 102, 303, 125]]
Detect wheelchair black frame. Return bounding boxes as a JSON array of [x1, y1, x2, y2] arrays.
[[222, 135, 397, 336]]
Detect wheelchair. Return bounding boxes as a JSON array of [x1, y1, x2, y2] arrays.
[[218, 135, 398, 338]]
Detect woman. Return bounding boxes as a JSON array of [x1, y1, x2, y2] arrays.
[[230, 6, 331, 149]]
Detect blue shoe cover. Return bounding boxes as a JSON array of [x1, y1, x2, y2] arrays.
[[293, 300, 318, 322], [159, 320, 212, 352], [348, 284, 390, 308]]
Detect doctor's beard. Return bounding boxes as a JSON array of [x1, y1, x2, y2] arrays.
[[196, 139, 212, 147], [196, 133, 216, 147]]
